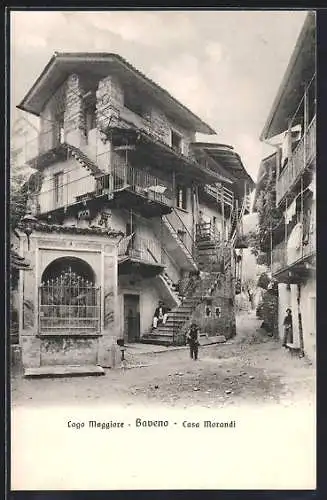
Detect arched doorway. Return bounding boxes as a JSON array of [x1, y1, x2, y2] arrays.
[[39, 257, 100, 334]]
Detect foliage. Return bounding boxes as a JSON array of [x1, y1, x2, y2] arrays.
[[260, 289, 278, 337], [257, 272, 270, 290], [10, 166, 29, 231], [251, 160, 283, 252], [10, 157, 44, 231]]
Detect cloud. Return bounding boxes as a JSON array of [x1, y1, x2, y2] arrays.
[[11, 11, 65, 50], [10, 10, 308, 181], [67, 11, 194, 47], [204, 41, 224, 63]]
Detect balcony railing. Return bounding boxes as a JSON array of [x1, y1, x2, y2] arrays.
[[101, 158, 174, 207], [276, 116, 316, 205], [118, 235, 163, 265], [271, 227, 316, 276], [34, 159, 174, 214], [203, 184, 234, 207]]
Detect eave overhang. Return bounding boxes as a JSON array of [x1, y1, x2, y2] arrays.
[[191, 142, 255, 188], [17, 52, 216, 135], [109, 127, 224, 185], [260, 12, 316, 141]]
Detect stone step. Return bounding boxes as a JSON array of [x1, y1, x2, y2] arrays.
[[154, 326, 179, 334], [139, 338, 173, 346], [165, 320, 188, 327], [24, 365, 105, 378], [168, 311, 190, 318]]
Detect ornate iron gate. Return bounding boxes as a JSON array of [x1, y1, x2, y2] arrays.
[[39, 267, 101, 334]]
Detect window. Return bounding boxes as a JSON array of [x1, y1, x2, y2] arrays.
[[176, 185, 187, 210], [171, 130, 183, 153], [54, 171, 64, 207]]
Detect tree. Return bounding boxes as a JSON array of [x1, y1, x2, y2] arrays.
[[10, 156, 29, 231], [10, 156, 42, 231]]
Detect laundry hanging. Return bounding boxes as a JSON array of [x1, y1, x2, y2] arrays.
[[308, 172, 316, 200], [285, 198, 297, 224], [281, 125, 302, 168], [281, 131, 291, 168]]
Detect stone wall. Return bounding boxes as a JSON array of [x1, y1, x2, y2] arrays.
[[176, 263, 236, 343], [96, 76, 124, 132], [64, 74, 86, 148]]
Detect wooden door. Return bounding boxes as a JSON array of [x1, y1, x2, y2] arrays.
[[123, 294, 140, 342]]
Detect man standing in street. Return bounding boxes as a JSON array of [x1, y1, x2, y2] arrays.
[[186, 322, 201, 360], [282, 308, 293, 347]]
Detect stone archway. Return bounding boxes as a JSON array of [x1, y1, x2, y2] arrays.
[[39, 257, 100, 334], [41, 256, 95, 283]]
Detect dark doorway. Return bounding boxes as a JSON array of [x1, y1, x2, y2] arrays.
[[124, 294, 140, 342]]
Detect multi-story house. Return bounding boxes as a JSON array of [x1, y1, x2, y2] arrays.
[[15, 52, 253, 375], [258, 12, 316, 361]]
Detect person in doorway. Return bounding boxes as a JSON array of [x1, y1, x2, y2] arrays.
[[247, 288, 254, 310], [282, 308, 293, 347], [152, 301, 169, 329], [186, 322, 200, 360]]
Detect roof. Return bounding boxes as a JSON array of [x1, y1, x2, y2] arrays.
[[17, 221, 124, 238], [260, 12, 316, 141], [191, 142, 255, 187], [17, 52, 216, 135], [26, 142, 103, 176]]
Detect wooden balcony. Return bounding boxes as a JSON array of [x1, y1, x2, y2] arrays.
[[118, 235, 165, 277], [34, 159, 174, 219], [271, 224, 316, 282], [276, 116, 316, 206], [203, 184, 234, 208]]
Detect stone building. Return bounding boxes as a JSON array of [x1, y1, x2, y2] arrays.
[[15, 52, 254, 374], [257, 13, 316, 362]]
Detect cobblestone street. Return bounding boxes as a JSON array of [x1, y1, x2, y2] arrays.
[[11, 313, 315, 409]]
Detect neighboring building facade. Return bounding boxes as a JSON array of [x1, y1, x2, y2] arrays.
[[11, 113, 39, 172], [258, 13, 316, 361], [15, 52, 254, 373]]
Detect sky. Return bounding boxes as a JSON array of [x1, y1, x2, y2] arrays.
[[10, 9, 309, 182]]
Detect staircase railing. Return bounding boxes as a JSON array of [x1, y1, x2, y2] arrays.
[[163, 208, 196, 261]]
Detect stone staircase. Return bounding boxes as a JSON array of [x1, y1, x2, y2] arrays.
[[142, 245, 229, 346], [140, 213, 236, 346], [157, 272, 183, 307], [141, 295, 199, 346]]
